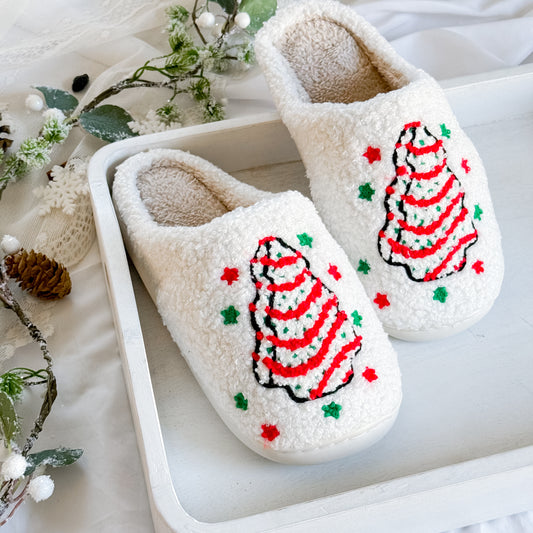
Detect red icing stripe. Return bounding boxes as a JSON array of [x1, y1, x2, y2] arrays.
[[267, 269, 311, 292], [402, 174, 455, 207], [265, 280, 322, 321], [388, 207, 469, 259], [397, 192, 464, 236], [258, 236, 276, 246], [262, 308, 345, 377], [266, 296, 337, 350], [423, 231, 478, 281], [404, 121, 421, 129], [309, 337, 362, 399], [342, 368, 354, 383], [259, 252, 302, 268], [405, 139, 443, 156], [409, 159, 447, 180]]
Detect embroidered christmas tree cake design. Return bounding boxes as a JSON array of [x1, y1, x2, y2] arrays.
[[249, 236, 362, 403], [378, 122, 478, 282]]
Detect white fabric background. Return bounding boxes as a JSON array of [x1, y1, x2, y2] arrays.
[[0, 0, 532, 531]]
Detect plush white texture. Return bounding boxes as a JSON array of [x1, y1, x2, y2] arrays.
[[112, 148, 401, 464], [255, 0, 504, 339]]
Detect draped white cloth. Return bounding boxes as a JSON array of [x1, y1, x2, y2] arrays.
[[1, 0, 532, 531]]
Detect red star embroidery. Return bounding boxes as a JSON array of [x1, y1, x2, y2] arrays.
[[472, 260, 484, 274], [363, 146, 381, 164], [221, 267, 239, 285], [328, 264, 342, 281], [261, 424, 280, 442], [461, 158, 471, 173], [362, 367, 378, 382], [374, 293, 390, 309]]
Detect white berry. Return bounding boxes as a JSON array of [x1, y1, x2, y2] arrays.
[[28, 475, 55, 502], [1, 234, 22, 255], [235, 12, 251, 29], [197, 12, 215, 28], [25, 94, 44, 112], [1, 453, 28, 480]]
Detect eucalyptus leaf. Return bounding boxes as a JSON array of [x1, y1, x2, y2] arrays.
[[0, 390, 20, 444], [24, 447, 83, 476], [79, 105, 138, 143], [239, 0, 276, 33], [212, 0, 237, 14], [34, 86, 79, 115]]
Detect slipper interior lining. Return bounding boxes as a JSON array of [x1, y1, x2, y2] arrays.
[[137, 159, 230, 227], [280, 18, 407, 104]]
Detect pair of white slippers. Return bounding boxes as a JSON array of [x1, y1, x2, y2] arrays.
[[112, 0, 504, 465]]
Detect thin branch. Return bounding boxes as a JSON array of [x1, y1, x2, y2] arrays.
[[0, 265, 57, 457], [191, 0, 208, 45]]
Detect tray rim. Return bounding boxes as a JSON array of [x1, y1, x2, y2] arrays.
[[87, 63, 533, 533]]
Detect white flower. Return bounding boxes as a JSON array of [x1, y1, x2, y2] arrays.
[[25, 94, 44, 112], [235, 12, 251, 29], [1, 453, 28, 480], [42, 108, 66, 123], [41, 115, 71, 144], [28, 475, 55, 502], [18, 137, 51, 168], [197, 12, 215, 28], [1, 234, 22, 255]]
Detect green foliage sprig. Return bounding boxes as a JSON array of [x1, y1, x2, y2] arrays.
[[0, 241, 82, 526], [0, 0, 276, 199]]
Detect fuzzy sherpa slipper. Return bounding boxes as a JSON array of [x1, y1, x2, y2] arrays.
[[255, 0, 504, 341], [112, 148, 401, 464]]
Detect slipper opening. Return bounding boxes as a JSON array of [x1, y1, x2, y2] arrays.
[[280, 17, 407, 104], [137, 158, 230, 227]]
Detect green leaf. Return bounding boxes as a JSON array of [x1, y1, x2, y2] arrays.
[[34, 86, 79, 115], [0, 372, 24, 400], [79, 105, 138, 143], [239, 0, 276, 33], [212, 0, 237, 14], [25, 447, 83, 476], [0, 390, 20, 444]]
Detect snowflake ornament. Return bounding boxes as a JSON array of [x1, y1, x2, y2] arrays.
[[33, 158, 89, 216], [128, 109, 181, 135]]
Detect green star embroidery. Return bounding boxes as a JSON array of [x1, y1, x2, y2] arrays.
[[322, 401, 342, 419], [440, 123, 451, 138], [234, 392, 248, 411], [297, 232, 313, 247], [221, 305, 240, 324], [351, 310, 363, 326], [358, 182, 375, 201], [433, 287, 448, 303], [357, 259, 371, 275], [474, 204, 483, 221]]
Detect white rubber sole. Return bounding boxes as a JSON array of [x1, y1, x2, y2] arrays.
[[243, 402, 401, 465], [384, 303, 494, 342]]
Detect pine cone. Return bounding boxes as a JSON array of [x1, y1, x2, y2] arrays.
[[4, 250, 71, 300]]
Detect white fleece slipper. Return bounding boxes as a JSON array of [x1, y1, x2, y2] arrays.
[[255, 0, 504, 341], [112, 148, 401, 464]]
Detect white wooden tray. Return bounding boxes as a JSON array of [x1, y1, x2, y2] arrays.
[[87, 64, 533, 533]]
